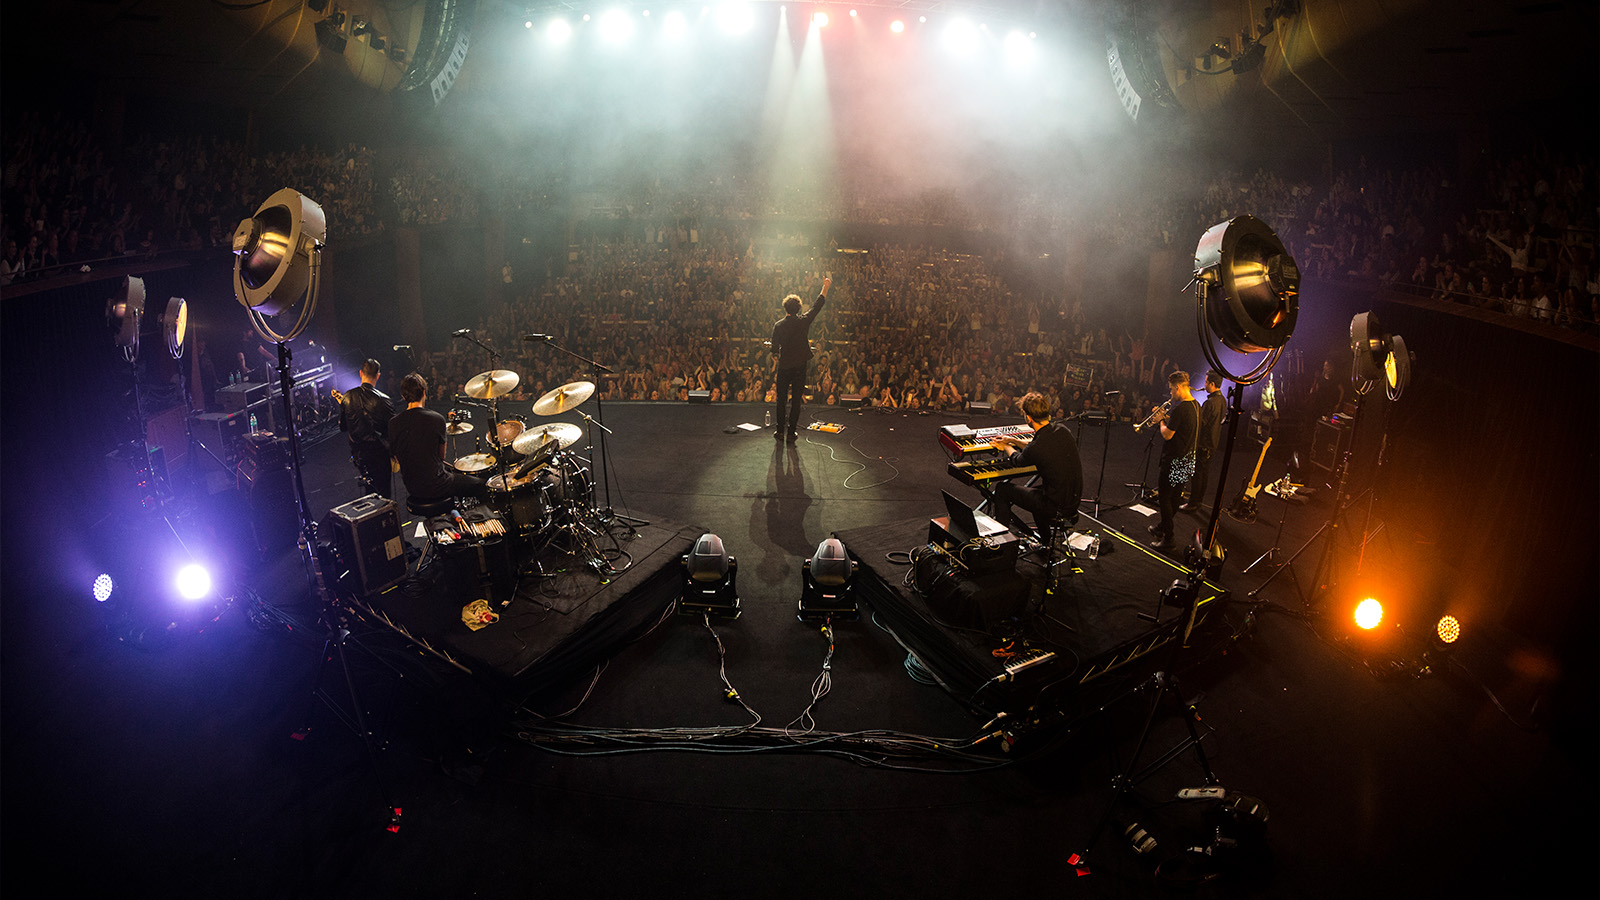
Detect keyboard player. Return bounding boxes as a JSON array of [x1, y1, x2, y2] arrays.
[[987, 391, 1083, 540]]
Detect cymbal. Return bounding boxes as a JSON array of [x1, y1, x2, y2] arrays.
[[511, 422, 582, 456], [445, 422, 474, 435], [532, 380, 595, 416], [453, 452, 497, 473], [464, 369, 520, 400]]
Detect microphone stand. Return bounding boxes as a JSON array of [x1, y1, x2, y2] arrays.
[[533, 338, 647, 528], [1081, 400, 1118, 517]]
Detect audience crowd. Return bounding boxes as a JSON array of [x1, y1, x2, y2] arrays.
[[4, 113, 1595, 404], [412, 227, 1191, 425]]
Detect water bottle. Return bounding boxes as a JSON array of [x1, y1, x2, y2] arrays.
[[764, 409, 773, 427], [1088, 533, 1102, 560], [249, 413, 258, 435]]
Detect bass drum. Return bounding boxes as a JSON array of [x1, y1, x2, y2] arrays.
[[537, 455, 593, 519], [486, 473, 552, 534]]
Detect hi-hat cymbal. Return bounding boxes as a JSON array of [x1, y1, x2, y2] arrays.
[[532, 380, 595, 416], [464, 369, 520, 400], [445, 422, 474, 435], [511, 422, 582, 456], [453, 452, 497, 473]]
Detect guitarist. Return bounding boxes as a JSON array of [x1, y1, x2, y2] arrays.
[[338, 358, 394, 499], [1182, 370, 1225, 513]]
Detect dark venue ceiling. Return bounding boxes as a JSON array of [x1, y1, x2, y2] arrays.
[[6, 0, 1595, 145]]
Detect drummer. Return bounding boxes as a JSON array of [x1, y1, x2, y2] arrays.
[[389, 373, 489, 502]]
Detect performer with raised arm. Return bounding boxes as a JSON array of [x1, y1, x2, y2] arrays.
[[988, 391, 1083, 541], [771, 274, 832, 444]]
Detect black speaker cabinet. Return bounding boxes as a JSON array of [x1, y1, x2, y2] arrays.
[[324, 494, 406, 596], [1309, 417, 1353, 473], [236, 450, 297, 555], [913, 546, 1027, 631]]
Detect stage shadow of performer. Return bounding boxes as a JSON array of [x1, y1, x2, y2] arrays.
[[754, 442, 814, 583]]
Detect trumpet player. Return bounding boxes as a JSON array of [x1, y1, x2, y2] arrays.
[[1147, 371, 1200, 551]]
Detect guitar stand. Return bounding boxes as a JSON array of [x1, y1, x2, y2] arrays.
[[1243, 475, 1294, 574]]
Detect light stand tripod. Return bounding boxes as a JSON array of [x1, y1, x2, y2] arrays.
[[1245, 397, 1368, 605], [231, 188, 402, 832], [1074, 214, 1298, 877]]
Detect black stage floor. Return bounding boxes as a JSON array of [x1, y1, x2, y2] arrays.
[[4, 401, 1593, 898]]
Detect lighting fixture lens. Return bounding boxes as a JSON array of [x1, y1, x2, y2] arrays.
[[1354, 598, 1383, 630], [1436, 615, 1460, 645], [93, 574, 115, 603], [175, 564, 213, 602]]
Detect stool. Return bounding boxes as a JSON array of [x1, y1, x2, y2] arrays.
[[1033, 509, 1079, 598], [405, 495, 456, 574]]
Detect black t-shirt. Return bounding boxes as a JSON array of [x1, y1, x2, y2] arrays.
[[1016, 420, 1083, 511], [388, 407, 452, 498], [1161, 399, 1200, 461]]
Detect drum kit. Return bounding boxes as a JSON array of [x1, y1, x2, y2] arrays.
[[446, 369, 600, 540]]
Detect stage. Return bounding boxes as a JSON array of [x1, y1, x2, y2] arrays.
[[4, 400, 1591, 898]]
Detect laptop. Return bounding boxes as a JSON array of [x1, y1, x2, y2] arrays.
[[941, 490, 1010, 543]]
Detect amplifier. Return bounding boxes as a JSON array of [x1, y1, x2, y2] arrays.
[[1309, 417, 1352, 473], [236, 451, 297, 555], [323, 495, 406, 596], [926, 517, 1022, 576], [218, 381, 269, 412], [192, 411, 248, 465], [240, 431, 290, 468]]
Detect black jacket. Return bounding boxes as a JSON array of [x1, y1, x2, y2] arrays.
[[771, 291, 828, 371], [340, 383, 393, 448]]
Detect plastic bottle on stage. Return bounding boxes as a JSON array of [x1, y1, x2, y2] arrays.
[[765, 410, 773, 427], [1088, 533, 1102, 560], [249, 414, 258, 435]]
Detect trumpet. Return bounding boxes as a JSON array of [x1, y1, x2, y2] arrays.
[[1135, 400, 1172, 433]]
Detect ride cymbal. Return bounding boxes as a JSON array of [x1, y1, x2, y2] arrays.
[[464, 369, 520, 400], [532, 380, 594, 416]]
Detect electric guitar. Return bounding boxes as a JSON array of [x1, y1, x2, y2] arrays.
[[1228, 438, 1272, 523]]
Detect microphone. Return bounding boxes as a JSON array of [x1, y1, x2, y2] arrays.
[[521, 334, 554, 342], [393, 344, 411, 351], [451, 329, 472, 337]]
